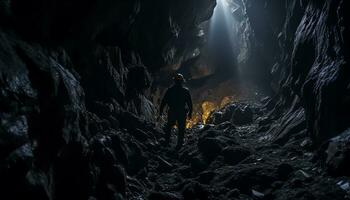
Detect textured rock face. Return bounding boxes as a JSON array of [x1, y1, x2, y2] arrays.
[[0, 1, 216, 199], [240, 0, 349, 145], [1, 0, 215, 69], [325, 129, 350, 177], [0, 30, 89, 199], [0, 0, 217, 119], [296, 0, 349, 144], [1, 0, 350, 199]]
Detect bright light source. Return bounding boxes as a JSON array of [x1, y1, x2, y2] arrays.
[[221, 0, 229, 7], [207, 0, 242, 75], [222, 0, 240, 14]]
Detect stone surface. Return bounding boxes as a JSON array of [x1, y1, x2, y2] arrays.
[[222, 146, 252, 165], [198, 137, 222, 160], [325, 129, 350, 177], [231, 105, 254, 125]]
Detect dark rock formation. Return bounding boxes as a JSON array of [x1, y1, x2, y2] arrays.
[[238, 0, 350, 146], [231, 104, 254, 125], [1, 0, 350, 200], [324, 129, 350, 177], [222, 146, 252, 165], [198, 137, 222, 160], [0, 0, 216, 199]]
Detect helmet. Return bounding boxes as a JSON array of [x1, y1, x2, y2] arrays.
[[173, 73, 185, 84]]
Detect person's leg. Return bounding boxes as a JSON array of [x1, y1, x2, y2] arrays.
[[164, 111, 176, 144], [176, 114, 186, 149]]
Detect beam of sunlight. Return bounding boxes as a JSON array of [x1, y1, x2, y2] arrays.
[[208, 0, 241, 77]]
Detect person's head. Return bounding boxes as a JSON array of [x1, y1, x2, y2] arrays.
[[173, 73, 185, 85]]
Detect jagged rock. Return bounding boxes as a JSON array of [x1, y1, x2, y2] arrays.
[[270, 98, 307, 145], [126, 140, 148, 175], [198, 137, 222, 160], [148, 191, 182, 200], [0, 143, 34, 199], [225, 188, 240, 199], [325, 129, 350, 177], [242, 0, 350, 147], [126, 66, 151, 99], [1, 0, 350, 199], [197, 171, 216, 184], [207, 104, 237, 125], [181, 181, 210, 200], [199, 129, 221, 139], [156, 156, 174, 172], [214, 164, 278, 194], [108, 115, 120, 130], [125, 66, 157, 121], [207, 111, 223, 125], [130, 128, 150, 142], [215, 121, 235, 132], [93, 101, 115, 118], [231, 105, 253, 125], [108, 165, 127, 196], [251, 189, 265, 198], [190, 156, 208, 173], [25, 170, 52, 200], [222, 146, 252, 165], [118, 111, 153, 132], [96, 164, 127, 199], [222, 104, 238, 121], [0, 114, 29, 158], [91, 133, 128, 167], [257, 116, 272, 127]]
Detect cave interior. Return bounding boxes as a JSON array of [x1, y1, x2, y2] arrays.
[[0, 0, 350, 199]]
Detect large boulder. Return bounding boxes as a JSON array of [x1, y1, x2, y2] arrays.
[[207, 104, 238, 125], [325, 129, 350, 177], [231, 105, 254, 125]]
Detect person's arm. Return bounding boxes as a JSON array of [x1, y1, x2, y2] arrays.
[[186, 90, 193, 119], [159, 90, 169, 116]]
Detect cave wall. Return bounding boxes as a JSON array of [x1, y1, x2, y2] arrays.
[[240, 0, 349, 145], [0, 0, 216, 119], [1, 0, 349, 198], [0, 0, 216, 199]]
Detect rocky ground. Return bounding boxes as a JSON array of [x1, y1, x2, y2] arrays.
[[100, 100, 350, 200], [2, 80, 350, 200]]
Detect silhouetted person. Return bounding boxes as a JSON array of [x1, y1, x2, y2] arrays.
[[159, 73, 193, 149]]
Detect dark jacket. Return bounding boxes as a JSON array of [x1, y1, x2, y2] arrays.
[[160, 84, 193, 116]]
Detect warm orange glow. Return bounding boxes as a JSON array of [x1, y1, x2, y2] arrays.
[[186, 96, 235, 128], [220, 96, 236, 107], [201, 101, 217, 124], [186, 113, 201, 128]]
